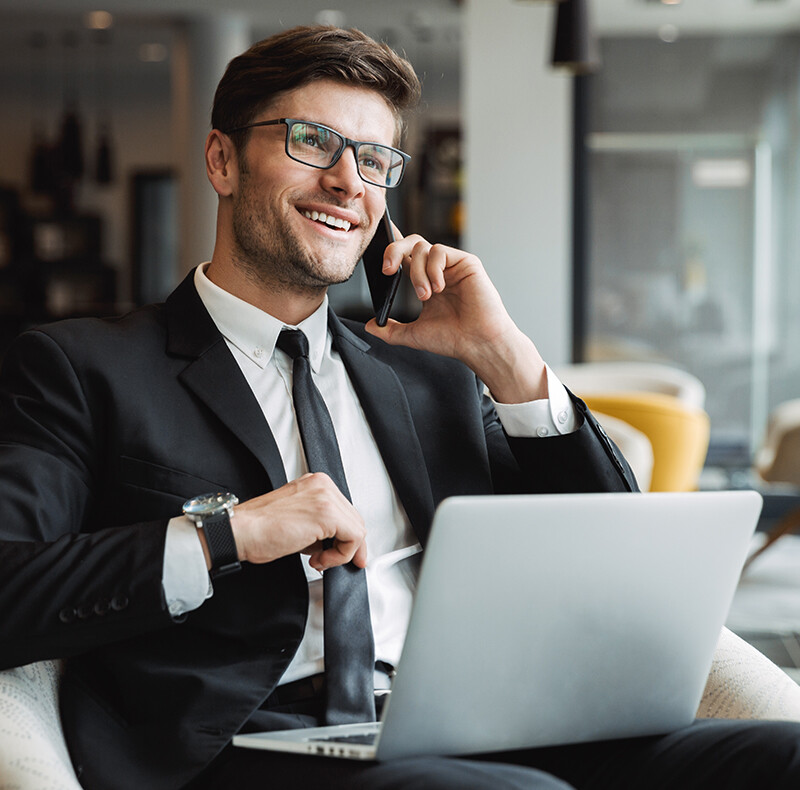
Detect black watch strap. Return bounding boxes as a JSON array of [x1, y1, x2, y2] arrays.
[[201, 510, 241, 579]]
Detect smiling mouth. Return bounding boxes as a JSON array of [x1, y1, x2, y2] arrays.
[[301, 209, 353, 232]]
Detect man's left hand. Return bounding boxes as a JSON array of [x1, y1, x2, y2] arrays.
[[364, 231, 548, 404]]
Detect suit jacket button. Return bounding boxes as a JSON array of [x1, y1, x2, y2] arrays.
[[59, 607, 77, 624], [77, 605, 93, 620], [111, 595, 129, 612], [94, 601, 109, 616]]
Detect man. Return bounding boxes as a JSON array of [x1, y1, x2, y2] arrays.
[[0, 25, 798, 790]]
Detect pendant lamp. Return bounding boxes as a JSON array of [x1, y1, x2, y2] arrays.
[[551, 0, 600, 74]]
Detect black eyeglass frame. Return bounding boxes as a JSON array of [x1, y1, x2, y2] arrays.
[[223, 118, 411, 189]]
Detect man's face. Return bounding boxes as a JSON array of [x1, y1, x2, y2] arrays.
[[229, 80, 396, 294]]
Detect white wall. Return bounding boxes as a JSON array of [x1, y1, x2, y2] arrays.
[[173, 14, 251, 277], [463, 0, 573, 365]]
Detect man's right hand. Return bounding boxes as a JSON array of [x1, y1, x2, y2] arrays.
[[226, 473, 367, 572]]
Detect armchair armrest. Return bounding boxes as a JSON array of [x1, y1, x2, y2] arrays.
[[697, 627, 800, 720], [0, 660, 82, 790]]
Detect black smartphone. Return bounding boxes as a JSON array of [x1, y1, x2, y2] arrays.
[[361, 207, 401, 327]]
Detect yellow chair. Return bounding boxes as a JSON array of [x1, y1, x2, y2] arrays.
[[581, 392, 710, 492]]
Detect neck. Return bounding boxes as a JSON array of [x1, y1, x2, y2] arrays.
[[205, 255, 327, 326]]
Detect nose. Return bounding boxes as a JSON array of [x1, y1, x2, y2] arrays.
[[319, 145, 366, 200]]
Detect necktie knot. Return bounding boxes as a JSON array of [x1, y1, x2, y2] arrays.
[[276, 328, 309, 361]]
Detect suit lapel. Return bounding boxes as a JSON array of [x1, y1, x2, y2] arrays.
[[165, 271, 288, 490], [163, 273, 435, 530], [329, 311, 435, 543]]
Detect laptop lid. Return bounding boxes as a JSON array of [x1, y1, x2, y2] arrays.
[[375, 490, 761, 759]]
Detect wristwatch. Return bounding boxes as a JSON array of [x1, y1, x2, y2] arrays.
[[183, 492, 241, 579]]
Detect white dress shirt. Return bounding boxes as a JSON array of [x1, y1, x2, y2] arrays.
[[162, 263, 576, 683]]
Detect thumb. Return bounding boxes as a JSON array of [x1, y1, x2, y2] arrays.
[[364, 317, 408, 346]]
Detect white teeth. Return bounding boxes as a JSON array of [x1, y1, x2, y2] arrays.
[[302, 210, 351, 232]]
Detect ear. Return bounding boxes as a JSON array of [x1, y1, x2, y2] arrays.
[[205, 130, 238, 197]]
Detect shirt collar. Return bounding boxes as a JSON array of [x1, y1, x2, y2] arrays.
[[193, 263, 329, 373]]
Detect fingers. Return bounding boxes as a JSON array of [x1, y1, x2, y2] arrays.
[[291, 475, 367, 570], [409, 240, 443, 300], [382, 234, 476, 302], [380, 222, 404, 276], [308, 533, 368, 572], [231, 473, 367, 570]]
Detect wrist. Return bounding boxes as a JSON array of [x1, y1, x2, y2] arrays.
[[469, 331, 548, 404], [183, 492, 242, 578], [195, 528, 213, 571]]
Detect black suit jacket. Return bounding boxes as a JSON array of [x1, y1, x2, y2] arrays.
[[0, 271, 635, 789]]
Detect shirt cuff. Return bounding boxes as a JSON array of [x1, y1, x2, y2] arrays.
[[491, 364, 578, 438], [162, 516, 213, 617]]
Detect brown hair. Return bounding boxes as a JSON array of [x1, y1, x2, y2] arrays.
[[212, 25, 421, 149]]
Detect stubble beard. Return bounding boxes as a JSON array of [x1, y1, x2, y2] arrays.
[[231, 171, 365, 298]]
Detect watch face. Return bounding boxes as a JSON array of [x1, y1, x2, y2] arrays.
[[183, 492, 238, 518]]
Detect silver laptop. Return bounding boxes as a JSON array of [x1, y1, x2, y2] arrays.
[[234, 490, 762, 761]]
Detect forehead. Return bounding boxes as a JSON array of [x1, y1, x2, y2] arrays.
[[257, 79, 399, 145]]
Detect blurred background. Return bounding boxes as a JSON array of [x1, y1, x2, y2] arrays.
[[1, 0, 800, 485]]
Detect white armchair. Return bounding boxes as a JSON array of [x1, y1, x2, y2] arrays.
[[590, 412, 654, 493], [0, 660, 81, 790], [555, 361, 707, 410], [3, 630, 800, 789], [697, 628, 800, 720]]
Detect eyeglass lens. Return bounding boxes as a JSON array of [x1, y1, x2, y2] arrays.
[[287, 122, 404, 187]]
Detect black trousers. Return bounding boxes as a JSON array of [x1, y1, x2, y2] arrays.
[[189, 717, 800, 790]]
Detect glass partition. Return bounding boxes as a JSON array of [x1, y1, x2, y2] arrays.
[[582, 34, 800, 471], [586, 133, 770, 460]]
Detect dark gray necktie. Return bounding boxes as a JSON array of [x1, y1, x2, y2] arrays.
[[276, 328, 376, 725]]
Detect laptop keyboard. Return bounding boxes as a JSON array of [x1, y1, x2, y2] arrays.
[[308, 732, 378, 746]]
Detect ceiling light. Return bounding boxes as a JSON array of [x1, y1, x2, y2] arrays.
[[692, 159, 751, 189], [85, 11, 113, 30], [658, 24, 679, 43]]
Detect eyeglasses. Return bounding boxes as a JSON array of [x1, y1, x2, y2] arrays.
[[224, 118, 411, 189]]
